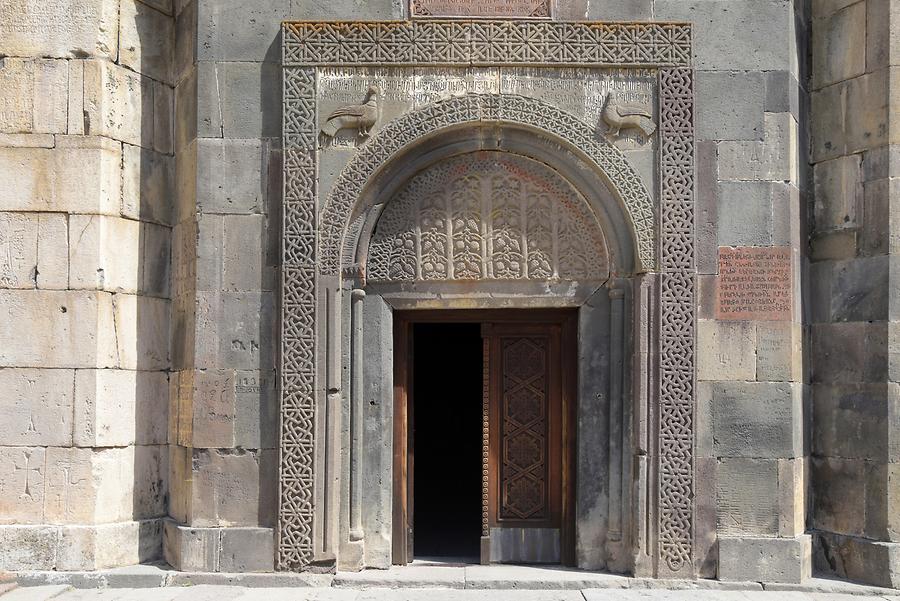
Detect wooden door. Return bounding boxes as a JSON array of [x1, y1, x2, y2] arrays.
[[393, 310, 575, 566], [483, 323, 565, 564]]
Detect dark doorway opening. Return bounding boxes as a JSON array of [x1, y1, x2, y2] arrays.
[[411, 322, 483, 560]]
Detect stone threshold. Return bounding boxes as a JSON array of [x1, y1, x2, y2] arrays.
[[10, 563, 898, 597]]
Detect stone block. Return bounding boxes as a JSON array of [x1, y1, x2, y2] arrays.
[[141, 221, 172, 298], [757, 321, 802, 382], [0, 290, 118, 369], [810, 230, 858, 262], [167, 444, 192, 523], [83, 60, 154, 149], [711, 382, 803, 458], [811, 456, 868, 537], [119, 0, 175, 85], [174, 0, 197, 86], [716, 182, 773, 246], [0, 447, 47, 523], [859, 177, 900, 257], [224, 215, 274, 292], [814, 153, 862, 232], [717, 113, 798, 183], [163, 518, 276, 572], [68, 61, 86, 136], [289, 0, 396, 20], [583, 0, 651, 20], [194, 291, 276, 371], [112, 293, 170, 370], [175, 67, 197, 152], [0, 136, 121, 215], [197, 61, 281, 139], [0, 0, 119, 59], [190, 369, 236, 448], [655, 0, 795, 72], [0, 58, 68, 134], [0, 368, 74, 446], [814, 531, 900, 588], [0, 525, 58, 570], [196, 213, 223, 291], [122, 143, 175, 226], [219, 527, 275, 572], [716, 458, 778, 536], [813, 383, 892, 461], [196, 138, 268, 214], [696, 71, 765, 141], [0, 134, 54, 148], [718, 535, 811, 583], [866, 0, 895, 73], [811, 321, 888, 384], [778, 458, 806, 538], [133, 445, 168, 518], [74, 369, 169, 447], [812, 1, 866, 89], [812, 69, 889, 162], [57, 519, 163, 570], [154, 81, 174, 155], [828, 255, 890, 322], [234, 369, 278, 449], [197, 0, 288, 63], [37, 213, 69, 290], [69, 214, 141, 293], [696, 141, 718, 275], [765, 70, 801, 117], [0, 212, 38, 289], [190, 449, 263, 526], [697, 320, 756, 382]]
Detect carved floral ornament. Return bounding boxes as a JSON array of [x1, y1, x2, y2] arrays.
[[279, 20, 695, 577]]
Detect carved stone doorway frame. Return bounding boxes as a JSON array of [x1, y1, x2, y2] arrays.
[[279, 20, 697, 578]]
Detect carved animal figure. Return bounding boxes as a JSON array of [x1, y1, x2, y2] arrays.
[[601, 92, 656, 139], [321, 86, 380, 140]]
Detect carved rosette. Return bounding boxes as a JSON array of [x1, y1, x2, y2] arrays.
[[367, 152, 609, 284]]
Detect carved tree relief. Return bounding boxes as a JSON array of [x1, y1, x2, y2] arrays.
[[368, 152, 609, 284]]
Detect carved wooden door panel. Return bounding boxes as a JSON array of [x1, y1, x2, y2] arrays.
[[483, 323, 564, 564]]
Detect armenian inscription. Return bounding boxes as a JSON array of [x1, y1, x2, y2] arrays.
[[716, 247, 791, 321], [410, 0, 550, 18]]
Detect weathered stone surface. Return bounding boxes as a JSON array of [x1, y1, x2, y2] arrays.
[[812, 1, 866, 90], [717, 113, 798, 183], [697, 320, 755, 381], [695, 71, 765, 141], [0, 136, 121, 215], [812, 69, 889, 162], [224, 215, 274, 292], [0, 290, 118, 369], [234, 370, 277, 450], [718, 535, 811, 583], [69, 215, 141, 293], [0, 525, 58, 570], [74, 369, 169, 447], [0, 0, 119, 59], [711, 382, 803, 459], [196, 139, 268, 215], [0, 368, 74, 446], [36, 213, 69, 290], [189, 369, 236, 448], [194, 291, 275, 371], [0, 447, 47, 523], [163, 518, 275, 572], [0, 213, 39, 289], [814, 154, 862, 232], [716, 183, 774, 246], [811, 321, 888, 384], [716, 458, 778, 536], [111, 293, 170, 370], [0, 59, 68, 134], [716, 247, 792, 321], [190, 449, 263, 526], [757, 322, 802, 382], [83, 61, 155, 149], [196, 62, 281, 139], [814, 531, 900, 589], [197, 0, 288, 63], [57, 519, 163, 570], [122, 143, 175, 226], [119, 0, 175, 85]]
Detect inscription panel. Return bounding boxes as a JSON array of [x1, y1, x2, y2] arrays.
[[411, 0, 550, 18], [716, 247, 791, 321]]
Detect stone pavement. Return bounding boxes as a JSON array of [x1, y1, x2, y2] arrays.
[[3, 587, 900, 601]]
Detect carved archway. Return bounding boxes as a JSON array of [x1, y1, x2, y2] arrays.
[[367, 151, 611, 285], [319, 93, 656, 276]]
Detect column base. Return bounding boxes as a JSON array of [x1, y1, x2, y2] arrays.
[[163, 518, 274, 573], [814, 530, 900, 589], [718, 534, 811, 583], [0, 520, 162, 571]]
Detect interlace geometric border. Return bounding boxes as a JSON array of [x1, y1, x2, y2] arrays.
[[656, 67, 696, 575], [283, 21, 692, 67], [280, 19, 695, 576]]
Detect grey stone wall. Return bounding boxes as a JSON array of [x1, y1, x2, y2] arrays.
[[808, 0, 900, 588], [0, 0, 174, 570]]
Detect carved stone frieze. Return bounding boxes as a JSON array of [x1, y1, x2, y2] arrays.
[[368, 151, 609, 283], [283, 21, 692, 68]]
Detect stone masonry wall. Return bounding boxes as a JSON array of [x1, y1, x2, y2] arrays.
[[808, 0, 900, 588], [0, 0, 174, 570]]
